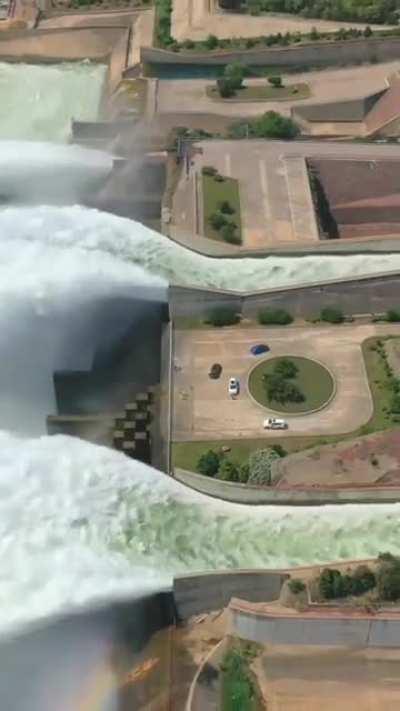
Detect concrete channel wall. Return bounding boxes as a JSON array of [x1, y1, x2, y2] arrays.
[[169, 270, 400, 320], [141, 37, 400, 69], [174, 468, 400, 505], [230, 608, 400, 647], [174, 570, 287, 620]]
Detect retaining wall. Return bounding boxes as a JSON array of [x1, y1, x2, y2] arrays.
[[230, 607, 400, 647], [168, 270, 400, 320], [141, 37, 400, 69], [174, 468, 400, 505], [174, 570, 287, 620]]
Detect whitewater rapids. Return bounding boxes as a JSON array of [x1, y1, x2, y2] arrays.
[[0, 202, 400, 633]]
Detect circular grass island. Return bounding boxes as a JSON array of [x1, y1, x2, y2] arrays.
[[248, 356, 335, 414]]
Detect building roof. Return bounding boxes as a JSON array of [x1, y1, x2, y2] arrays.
[[365, 74, 400, 135]]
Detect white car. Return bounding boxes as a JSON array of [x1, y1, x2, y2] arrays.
[[228, 377, 240, 396], [263, 417, 288, 430]]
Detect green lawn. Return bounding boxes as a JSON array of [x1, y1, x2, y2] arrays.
[[220, 641, 263, 711], [172, 336, 400, 472], [202, 173, 242, 242], [207, 82, 310, 103], [248, 356, 334, 414]]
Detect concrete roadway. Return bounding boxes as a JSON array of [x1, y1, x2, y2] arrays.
[[172, 323, 400, 442], [156, 63, 400, 119]]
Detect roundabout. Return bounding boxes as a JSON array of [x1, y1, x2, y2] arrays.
[[248, 355, 335, 415]]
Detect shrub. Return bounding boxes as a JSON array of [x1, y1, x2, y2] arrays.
[[248, 448, 280, 485], [183, 38, 195, 49], [202, 165, 218, 176], [207, 307, 240, 327], [253, 111, 299, 139], [209, 212, 227, 230], [219, 200, 235, 215], [238, 462, 250, 483], [268, 75, 282, 88], [197, 449, 220, 477], [218, 458, 240, 481], [224, 62, 246, 90], [351, 565, 376, 596], [221, 222, 241, 244], [205, 33, 219, 49], [319, 566, 376, 599], [391, 392, 400, 414], [258, 308, 293, 325], [270, 443, 287, 458], [288, 578, 306, 594], [217, 77, 236, 98], [386, 309, 400, 322], [263, 373, 305, 405], [274, 358, 298, 379], [377, 554, 400, 601], [319, 568, 347, 599], [320, 306, 344, 324]]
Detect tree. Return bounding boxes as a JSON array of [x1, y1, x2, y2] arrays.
[[217, 77, 236, 98], [219, 199, 235, 214], [221, 222, 241, 244], [263, 373, 305, 404], [320, 306, 344, 323], [364, 25, 373, 37], [268, 75, 283, 88], [274, 358, 298, 379], [253, 111, 299, 139], [319, 568, 344, 599], [351, 565, 376, 595], [197, 449, 220, 477], [248, 448, 280, 485], [238, 462, 250, 483], [224, 62, 246, 90], [288, 578, 306, 594], [205, 33, 219, 49], [207, 307, 240, 327], [386, 309, 400, 322], [258, 307, 293, 325], [209, 212, 227, 230], [310, 26, 320, 40], [218, 0, 241, 8], [218, 458, 240, 481]]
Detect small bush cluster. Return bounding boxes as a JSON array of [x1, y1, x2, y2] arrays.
[[377, 552, 400, 601], [319, 564, 376, 600], [371, 337, 400, 418], [206, 307, 240, 327], [229, 111, 299, 140], [320, 306, 345, 323], [196, 444, 286, 484], [258, 308, 293, 325], [263, 358, 305, 405], [288, 578, 306, 594]]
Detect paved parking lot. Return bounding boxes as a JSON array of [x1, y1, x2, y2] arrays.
[[172, 324, 381, 442]]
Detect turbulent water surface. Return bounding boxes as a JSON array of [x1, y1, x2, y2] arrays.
[[0, 202, 399, 633], [0, 61, 106, 141]]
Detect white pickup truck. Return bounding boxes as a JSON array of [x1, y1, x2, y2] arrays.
[[263, 417, 288, 430]]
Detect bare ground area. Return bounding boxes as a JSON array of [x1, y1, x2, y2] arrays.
[[171, 0, 390, 41], [256, 644, 400, 711], [275, 428, 400, 488]]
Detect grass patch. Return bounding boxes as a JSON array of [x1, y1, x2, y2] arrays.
[[248, 356, 334, 414], [220, 639, 263, 711], [202, 173, 242, 242], [362, 336, 399, 433], [207, 82, 310, 102]]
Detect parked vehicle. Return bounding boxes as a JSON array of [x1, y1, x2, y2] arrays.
[[263, 417, 288, 430], [228, 377, 240, 396], [209, 363, 222, 379], [250, 344, 270, 356]]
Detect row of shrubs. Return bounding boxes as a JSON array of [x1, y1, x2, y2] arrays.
[[197, 444, 286, 484], [159, 24, 392, 52], [202, 166, 242, 245], [205, 306, 400, 327], [370, 337, 400, 417], [317, 553, 400, 602]]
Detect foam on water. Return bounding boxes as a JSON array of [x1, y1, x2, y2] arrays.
[[2, 430, 400, 635], [0, 203, 399, 633], [2, 203, 400, 292], [0, 61, 106, 141]]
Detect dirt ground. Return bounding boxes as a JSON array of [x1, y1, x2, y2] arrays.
[[276, 428, 400, 488], [256, 644, 400, 711], [171, 0, 390, 41]]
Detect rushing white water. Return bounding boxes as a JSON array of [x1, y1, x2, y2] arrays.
[[0, 202, 400, 633], [0, 141, 113, 202], [0, 61, 106, 141], [3, 203, 400, 292]]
